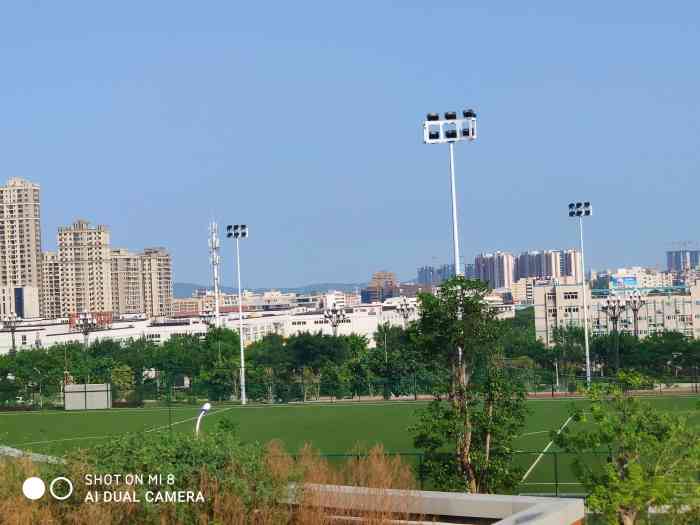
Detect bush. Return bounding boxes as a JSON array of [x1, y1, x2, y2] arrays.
[[1, 431, 418, 524]]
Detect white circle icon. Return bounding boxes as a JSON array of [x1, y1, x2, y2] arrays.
[[22, 477, 46, 500], [49, 477, 74, 501]]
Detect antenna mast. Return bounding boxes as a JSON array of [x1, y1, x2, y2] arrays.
[[209, 221, 221, 328]]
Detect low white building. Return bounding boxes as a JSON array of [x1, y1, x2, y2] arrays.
[[0, 300, 422, 354], [534, 281, 700, 346]]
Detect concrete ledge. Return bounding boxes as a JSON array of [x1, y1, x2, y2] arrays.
[[298, 484, 584, 525]]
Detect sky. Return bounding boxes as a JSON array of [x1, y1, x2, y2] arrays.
[[1, 2, 699, 288]]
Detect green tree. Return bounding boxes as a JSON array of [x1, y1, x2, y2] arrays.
[[411, 276, 526, 493], [110, 364, 135, 401], [554, 372, 700, 525]]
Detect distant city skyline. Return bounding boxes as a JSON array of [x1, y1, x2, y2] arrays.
[[3, 3, 699, 288]]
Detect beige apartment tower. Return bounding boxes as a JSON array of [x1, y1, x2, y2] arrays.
[[110, 248, 145, 316], [141, 248, 173, 318], [58, 220, 113, 316], [0, 178, 42, 289], [110, 247, 172, 318], [41, 251, 61, 319]]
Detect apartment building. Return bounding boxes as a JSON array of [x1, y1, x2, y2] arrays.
[[57, 220, 113, 317], [514, 250, 561, 280], [0, 178, 42, 318], [0, 178, 42, 289], [40, 252, 61, 319], [141, 248, 173, 318], [560, 249, 581, 283], [534, 281, 700, 346], [111, 249, 145, 316], [475, 252, 515, 290]]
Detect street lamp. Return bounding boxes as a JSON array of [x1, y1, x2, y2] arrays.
[[628, 290, 646, 339], [33, 367, 43, 409], [324, 303, 347, 337], [226, 224, 249, 406], [75, 311, 98, 350], [195, 402, 211, 437], [396, 297, 415, 329], [423, 109, 477, 276], [568, 201, 593, 386], [2, 313, 21, 356], [602, 294, 627, 373]]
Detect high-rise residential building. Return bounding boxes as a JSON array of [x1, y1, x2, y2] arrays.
[[417, 263, 455, 286], [464, 263, 477, 280], [41, 252, 61, 319], [515, 250, 562, 280], [0, 178, 42, 289], [111, 248, 145, 316], [417, 266, 436, 286], [667, 249, 700, 272], [140, 247, 173, 318], [561, 249, 582, 283], [57, 220, 113, 317], [474, 252, 515, 290]]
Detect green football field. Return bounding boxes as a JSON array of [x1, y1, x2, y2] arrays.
[[2, 396, 699, 495]]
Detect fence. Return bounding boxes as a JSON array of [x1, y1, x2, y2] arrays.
[[299, 450, 699, 498], [2, 368, 700, 412]]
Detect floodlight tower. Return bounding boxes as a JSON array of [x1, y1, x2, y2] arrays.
[[568, 201, 593, 386], [209, 222, 222, 328], [423, 109, 477, 276], [226, 224, 249, 405]]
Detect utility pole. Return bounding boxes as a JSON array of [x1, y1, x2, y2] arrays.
[[602, 295, 626, 373]]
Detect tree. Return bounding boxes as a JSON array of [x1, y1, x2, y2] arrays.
[[411, 276, 527, 493], [411, 352, 527, 493], [110, 364, 135, 401], [554, 372, 700, 525]]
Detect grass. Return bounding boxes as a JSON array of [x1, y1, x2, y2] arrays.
[[2, 396, 699, 495]]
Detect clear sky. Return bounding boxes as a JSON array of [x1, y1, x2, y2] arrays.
[[1, 2, 698, 288]]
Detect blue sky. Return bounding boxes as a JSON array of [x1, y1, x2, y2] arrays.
[[1, 2, 698, 287]]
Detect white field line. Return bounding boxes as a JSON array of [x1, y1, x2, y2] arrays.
[[518, 430, 550, 438], [520, 482, 581, 486], [9, 407, 239, 448], [145, 405, 238, 434], [0, 407, 202, 417], [520, 415, 574, 483], [14, 435, 115, 447]]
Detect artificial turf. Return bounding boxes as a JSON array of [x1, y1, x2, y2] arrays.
[[2, 396, 698, 495]]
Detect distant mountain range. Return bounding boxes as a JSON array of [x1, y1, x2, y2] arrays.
[[173, 282, 368, 299]]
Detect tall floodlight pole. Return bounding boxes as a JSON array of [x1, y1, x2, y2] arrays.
[[628, 290, 645, 339], [423, 109, 477, 276], [396, 297, 415, 329], [602, 294, 626, 373], [324, 303, 347, 337], [209, 222, 222, 328], [2, 314, 21, 356], [226, 224, 249, 405], [568, 201, 593, 386]]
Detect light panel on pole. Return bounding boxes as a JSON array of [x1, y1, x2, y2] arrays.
[[423, 109, 477, 145]]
